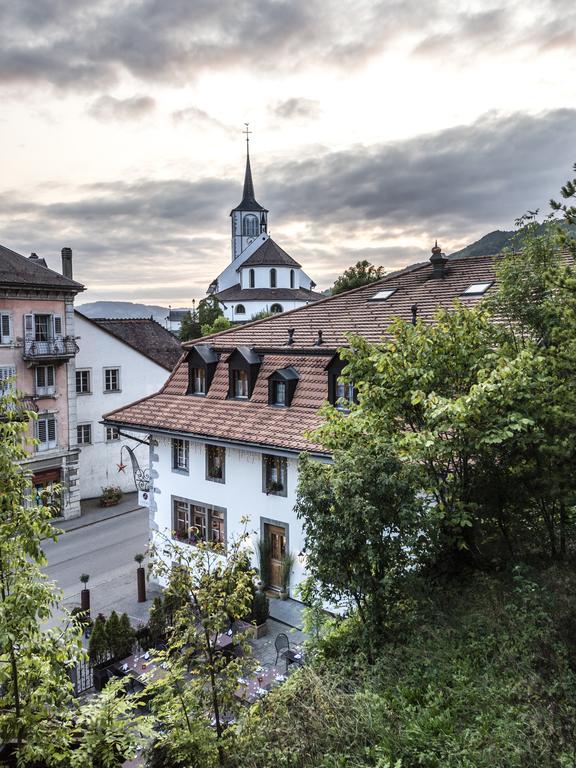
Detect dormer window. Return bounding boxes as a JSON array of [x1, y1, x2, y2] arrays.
[[228, 346, 261, 400], [187, 345, 218, 396], [233, 369, 249, 398], [191, 367, 206, 395], [326, 355, 357, 409], [268, 366, 299, 407]]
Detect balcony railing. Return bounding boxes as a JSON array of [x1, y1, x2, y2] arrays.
[[22, 335, 78, 362]]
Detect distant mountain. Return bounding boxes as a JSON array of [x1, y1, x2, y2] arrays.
[[77, 301, 189, 324], [449, 230, 515, 259]]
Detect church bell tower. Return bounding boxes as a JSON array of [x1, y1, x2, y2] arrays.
[[230, 125, 268, 261]]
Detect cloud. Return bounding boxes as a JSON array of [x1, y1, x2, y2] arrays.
[[87, 94, 156, 121], [271, 98, 321, 121], [172, 106, 233, 133], [1, 109, 575, 303], [1, 0, 574, 92]]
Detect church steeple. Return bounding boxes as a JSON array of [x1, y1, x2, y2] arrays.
[[230, 124, 269, 260]]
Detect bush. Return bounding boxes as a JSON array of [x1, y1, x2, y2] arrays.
[[88, 614, 109, 664], [148, 596, 167, 647]]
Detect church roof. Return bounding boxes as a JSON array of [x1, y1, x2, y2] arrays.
[[0, 243, 84, 292], [239, 238, 301, 269], [213, 284, 325, 303], [230, 148, 268, 214]]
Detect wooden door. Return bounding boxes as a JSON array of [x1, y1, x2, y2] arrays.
[[266, 524, 286, 590]]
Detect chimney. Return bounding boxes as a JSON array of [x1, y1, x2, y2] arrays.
[[287, 328, 295, 346], [430, 240, 448, 278], [411, 304, 418, 325], [313, 329, 323, 346], [61, 247, 73, 279], [29, 252, 39, 260]]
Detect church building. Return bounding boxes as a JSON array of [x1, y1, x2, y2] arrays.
[[208, 136, 324, 321]]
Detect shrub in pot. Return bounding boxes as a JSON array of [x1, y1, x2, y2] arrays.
[[280, 552, 295, 600], [99, 485, 122, 507], [135, 552, 147, 603], [251, 591, 269, 639]]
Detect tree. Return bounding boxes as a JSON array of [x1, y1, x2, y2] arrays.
[[88, 613, 109, 664], [179, 310, 201, 341], [201, 314, 233, 337], [146, 526, 255, 767], [331, 260, 385, 295], [0, 389, 84, 763]]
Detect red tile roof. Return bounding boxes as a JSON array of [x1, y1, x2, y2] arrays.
[[105, 254, 498, 453]]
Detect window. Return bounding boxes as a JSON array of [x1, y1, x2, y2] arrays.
[[173, 498, 226, 546], [463, 281, 493, 296], [263, 454, 287, 496], [249, 269, 255, 288], [106, 426, 120, 441], [270, 303, 283, 313], [206, 445, 225, 483], [104, 368, 120, 392], [369, 288, 397, 301], [76, 369, 91, 394], [77, 423, 92, 445], [270, 268, 277, 288], [36, 415, 57, 451], [290, 269, 295, 289], [273, 380, 286, 405], [335, 380, 355, 410], [172, 438, 189, 472], [191, 367, 206, 395], [242, 215, 259, 237], [233, 369, 248, 398], [35, 365, 55, 396], [0, 313, 11, 344], [0, 365, 16, 393], [235, 304, 246, 315]]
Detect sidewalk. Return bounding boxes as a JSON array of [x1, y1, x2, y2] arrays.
[[55, 491, 145, 532], [269, 597, 305, 631]]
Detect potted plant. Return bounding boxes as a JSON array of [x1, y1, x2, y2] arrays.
[[135, 553, 146, 603], [256, 537, 271, 589], [279, 551, 295, 601], [79, 573, 91, 615], [250, 591, 269, 639], [99, 485, 122, 507]]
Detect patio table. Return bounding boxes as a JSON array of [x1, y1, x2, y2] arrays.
[[120, 653, 169, 686], [284, 648, 305, 672], [234, 665, 287, 705]]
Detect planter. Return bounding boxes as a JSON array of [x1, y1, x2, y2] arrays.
[[100, 498, 119, 508], [80, 588, 91, 614], [250, 621, 268, 639], [92, 660, 114, 692], [137, 566, 147, 603], [279, 589, 289, 601]]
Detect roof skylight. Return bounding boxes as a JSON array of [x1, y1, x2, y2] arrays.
[[462, 281, 493, 296], [369, 288, 397, 301]]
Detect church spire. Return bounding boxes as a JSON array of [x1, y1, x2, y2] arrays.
[[230, 124, 269, 260]]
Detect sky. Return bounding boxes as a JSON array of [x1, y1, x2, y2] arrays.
[[1, 0, 575, 306]]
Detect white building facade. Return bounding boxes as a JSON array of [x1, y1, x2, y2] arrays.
[[75, 313, 181, 499]]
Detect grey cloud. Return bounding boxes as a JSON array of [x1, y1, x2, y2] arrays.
[[1, 0, 573, 92], [172, 106, 233, 134], [1, 109, 574, 303], [271, 98, 321, 121], [87, 94, 156, 121]]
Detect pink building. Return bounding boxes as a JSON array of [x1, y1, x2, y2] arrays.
[[0, 244, 85, 518]]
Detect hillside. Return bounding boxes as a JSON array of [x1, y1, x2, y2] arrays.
[[449, 229, 515, 258], [77, 300, 187, 324]]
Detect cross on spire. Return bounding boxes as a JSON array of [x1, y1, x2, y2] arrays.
[[243, 122, 252, 147]]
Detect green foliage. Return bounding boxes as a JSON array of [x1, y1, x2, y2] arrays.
[[0, 389, 84, 762], [249, 309, 273, 321], [331, 260, 385, 296], [256, 537, 271, 587], [201, 314, 233, 337], [88, 614, 109, 665], [179, 310, 202, 341], [147, 525, 255, 767], [70, 677, 153, 768], [280, 551, 295, 592], [148, 595, 167, 648], [118, 612, 136, 659]]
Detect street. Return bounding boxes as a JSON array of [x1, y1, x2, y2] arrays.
[[42, 507, 159, 627]]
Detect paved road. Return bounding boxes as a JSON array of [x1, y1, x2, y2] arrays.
[[42, 507, 158, 626]]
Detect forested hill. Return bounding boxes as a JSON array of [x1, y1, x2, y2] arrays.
[[449, 229, 515, 258]]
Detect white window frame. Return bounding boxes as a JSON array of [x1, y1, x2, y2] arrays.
[[103, 367, 121, 393], [105, 425, 120, 442], [77, 423, 92, 445], [0, 365, 16, 393], [36, 415, 57, 452], [35, 365, 56, 397], [0, 313, 12, 345], [172, 438, 190, 473], [76, 369, 91, 394]]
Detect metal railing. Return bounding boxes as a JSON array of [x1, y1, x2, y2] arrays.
[[22, 335, 78, 360]]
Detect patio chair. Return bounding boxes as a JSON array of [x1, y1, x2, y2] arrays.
[[274, 632, 290, 665]]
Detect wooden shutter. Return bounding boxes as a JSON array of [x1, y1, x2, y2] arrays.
[[47, 417, 56, 442], [53, 315, 63, 336], [0, 366, 16, 391], [24, 314, 34, 337], [37, 418, 47, 444], [36, 367, 45, 388], [47, 366, 55, 387]]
